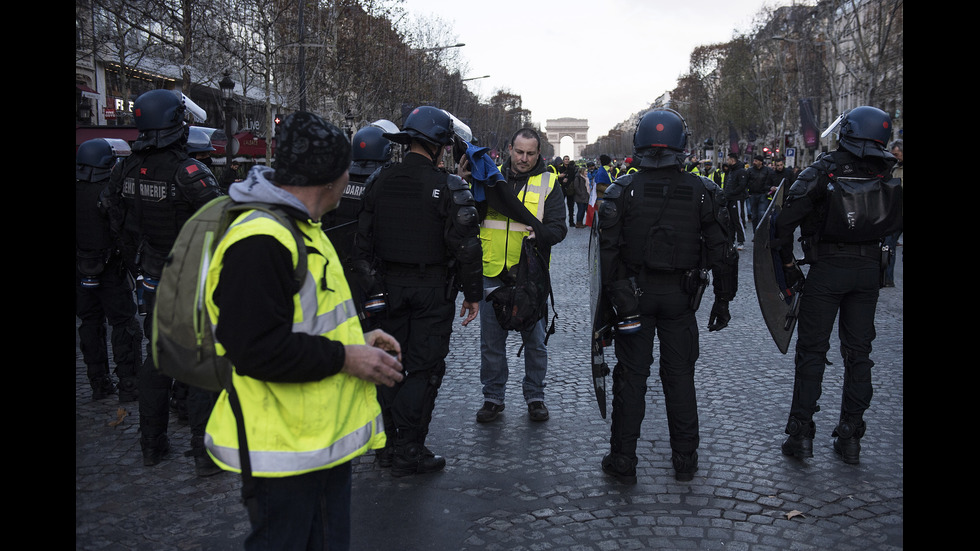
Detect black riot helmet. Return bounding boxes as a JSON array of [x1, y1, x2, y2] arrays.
[[134, 89, 185, 131], [385, 106, 455, 147], [351, 125, 394, 162], [133, 89, 189, 149], [185, 126, 216, 154], [76, 138, 132, 182], [839, 106, 892, 146], [632, 109, 689, 168], [827, 106, 892, 159]]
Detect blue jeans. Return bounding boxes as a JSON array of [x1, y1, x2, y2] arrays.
[[748, 194, 768, 231], [480, 275, 548, 404], [245, 462, 353, 551]]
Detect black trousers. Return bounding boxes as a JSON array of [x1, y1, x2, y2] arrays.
[[75, 263, 142, 382], [610, 275, 700, 457], [788, 255, 879, 427], [376, 284, 454, 446], [138, 287, 217, 450]]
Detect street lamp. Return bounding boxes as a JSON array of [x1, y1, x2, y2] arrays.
[[461, 75, 490, 82], [219, 72, 237, 169]]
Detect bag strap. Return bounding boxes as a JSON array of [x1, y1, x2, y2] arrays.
[[515, 238, 558, 357], [217, 203, 308, 520]]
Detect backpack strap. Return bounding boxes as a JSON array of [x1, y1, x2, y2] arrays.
[[229, 202, 309, 292]]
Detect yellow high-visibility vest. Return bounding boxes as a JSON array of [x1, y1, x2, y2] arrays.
[[479, 171, 557, 276], [204, 210, 384, 477]]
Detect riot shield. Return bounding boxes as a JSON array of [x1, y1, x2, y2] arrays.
[[752, 183, 801, 354], [589, 219, 612, 418]]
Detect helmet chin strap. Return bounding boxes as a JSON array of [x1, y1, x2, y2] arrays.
[[419, 140, 441, 165]]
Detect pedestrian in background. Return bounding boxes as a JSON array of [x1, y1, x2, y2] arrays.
[[218, 160, 242, 193], [722, 152, 748, 249], [204, 112, 403, 550], [573, 162, 590, 228], [559, 155, 578, 227], [76, 138, 143, 403], [745, 154, 773, 231]]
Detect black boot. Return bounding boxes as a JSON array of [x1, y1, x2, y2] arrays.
[[671, 450, 698, 482], [832, 419, 865, 465], [188, 435, 222, 477], [375, 443, 393, 468], [117, 377, 138, 402], [601, 452, 637, 484], [781, 416, 814, 459], [141, 434, 171, 467], [90, 375, 117, 401], [391, 443, 446, 477]]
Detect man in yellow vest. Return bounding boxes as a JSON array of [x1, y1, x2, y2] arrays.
[[475, 127, 568, 423], [203, 112, 404, 550]]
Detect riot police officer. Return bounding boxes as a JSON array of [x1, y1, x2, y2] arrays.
[[76, 138, 143, 402], [104, 89, 222, 473], [598, 108, 738, 483], [324, 120, 398, 276], [775, 106, 902, 465], [350, 106, 483, 477], [185, 126, 217, 170]]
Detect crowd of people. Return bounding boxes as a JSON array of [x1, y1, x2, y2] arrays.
[[76, 88, 902, 550]]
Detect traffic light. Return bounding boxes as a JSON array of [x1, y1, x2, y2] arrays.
[[274, 113, 283, 126]]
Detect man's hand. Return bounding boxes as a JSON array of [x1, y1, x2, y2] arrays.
[[455, 155, 471, 182], [343, 333, 404, 387], [783, 262, 805, 291], [459, 300, 479, 326], [707, 299, 731, 332], [364, 328, 401, 361]]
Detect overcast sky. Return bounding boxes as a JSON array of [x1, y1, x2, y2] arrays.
[[397, 0, 796, 143]]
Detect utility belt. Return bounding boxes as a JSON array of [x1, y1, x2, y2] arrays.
[[381, 260, 449, 286], [816, 241, 883, 261]]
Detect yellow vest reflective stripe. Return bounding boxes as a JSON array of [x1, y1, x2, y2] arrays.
[[479, 171, 556, 274], [204, 210, 384, 477]]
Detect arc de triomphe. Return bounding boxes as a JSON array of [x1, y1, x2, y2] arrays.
[[545, 118, 588, 160]]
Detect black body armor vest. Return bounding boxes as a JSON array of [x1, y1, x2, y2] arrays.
[[370, 164, 447, 266], [621, 170, 704, 271]]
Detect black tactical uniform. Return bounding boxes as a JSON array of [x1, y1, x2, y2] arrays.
[[775, 106, 902, 465], [323, 121, 397, 321], [599, 109, 738, 483], [351, 107, 483, 477], [104, 90, 222, 471], [76, 138, 143, 402]]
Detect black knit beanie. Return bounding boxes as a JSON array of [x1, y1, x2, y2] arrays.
[[274, 112, 351, 187]]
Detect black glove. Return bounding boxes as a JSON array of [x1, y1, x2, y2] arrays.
[[707, 299, 731, 332], [348, 259, 376, 293], [783, 262, 805, 292]]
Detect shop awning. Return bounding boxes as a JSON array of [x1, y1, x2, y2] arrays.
[[76, 126, 139, 149], [212, 131, 275, 158]]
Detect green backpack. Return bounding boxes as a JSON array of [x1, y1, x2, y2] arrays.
[[151, 196, 308, 392]]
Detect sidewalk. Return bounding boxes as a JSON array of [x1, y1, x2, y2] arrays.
[[76, 226, 903, 550]]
